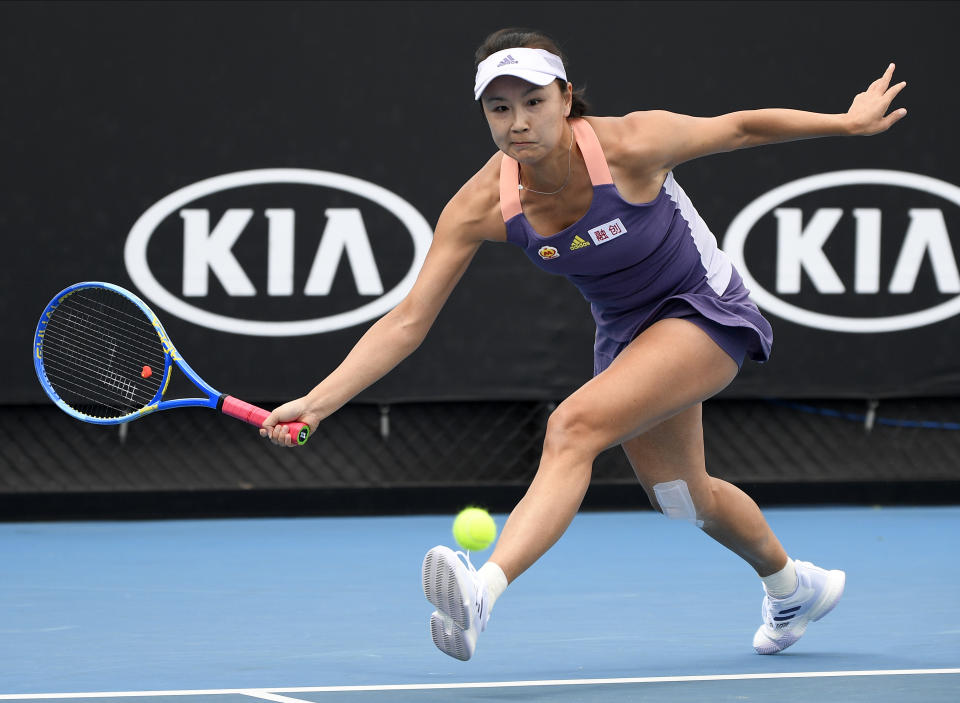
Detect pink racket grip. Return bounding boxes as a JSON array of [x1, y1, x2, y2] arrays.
[[220, 396, 310, 445]]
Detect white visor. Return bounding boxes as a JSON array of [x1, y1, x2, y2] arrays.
[[474, 47, 567, 101]]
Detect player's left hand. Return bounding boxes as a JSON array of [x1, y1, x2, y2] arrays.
[[844, 63, 907, 136]]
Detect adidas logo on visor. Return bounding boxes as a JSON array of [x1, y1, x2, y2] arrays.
[[497, 55, 519, 67]]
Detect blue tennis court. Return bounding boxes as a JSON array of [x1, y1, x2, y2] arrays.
[[1, 506, 957, 701]]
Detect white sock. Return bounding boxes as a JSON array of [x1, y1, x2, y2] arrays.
[[761, 557, 798, 598], [477, 561, 508, 607]]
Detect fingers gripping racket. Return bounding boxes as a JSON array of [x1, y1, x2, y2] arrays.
[[33, 282, 309, 445]]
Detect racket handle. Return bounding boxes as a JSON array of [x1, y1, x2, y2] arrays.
[[220, 395, 310, 445]]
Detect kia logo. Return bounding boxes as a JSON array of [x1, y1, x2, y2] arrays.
[[723, 170, 960, 333], [124, 169, 432, 336]]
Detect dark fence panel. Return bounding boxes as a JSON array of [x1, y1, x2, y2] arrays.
[[3, 399, 960, 519]]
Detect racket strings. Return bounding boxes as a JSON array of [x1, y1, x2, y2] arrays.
[[42, 355, 151, 413], [43, 304, 164, 382], [45, 303, 163, 375], [58, 296, 166, 347], [43, 323, 163, 415], [40, 288, 166, 418], [44, 300, 163, 376], [43, 324, 162, 414]]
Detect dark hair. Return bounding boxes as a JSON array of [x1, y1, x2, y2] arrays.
[[474, 28, 591, 117]]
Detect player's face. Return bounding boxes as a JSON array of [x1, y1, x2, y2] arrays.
[[481, 76, 572, 163]]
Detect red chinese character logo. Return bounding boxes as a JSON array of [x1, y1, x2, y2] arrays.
[[608, 222, 622, 236], [595, 229, 608, 241]]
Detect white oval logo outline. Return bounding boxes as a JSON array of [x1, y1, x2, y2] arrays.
[[723, 169, 960, 333], [125, 168, 432, 337]]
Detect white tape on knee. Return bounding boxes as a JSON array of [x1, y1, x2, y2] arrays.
[[653, 479, 704, 528]]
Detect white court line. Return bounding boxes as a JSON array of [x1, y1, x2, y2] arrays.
[[2, 669, 959, 699], [242, 694, 312, 703]]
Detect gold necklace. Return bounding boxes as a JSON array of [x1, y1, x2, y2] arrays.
[[518, 125, 574, 196]]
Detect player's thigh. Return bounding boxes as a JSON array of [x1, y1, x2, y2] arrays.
[[550, 318, 738, 452], [620, 404, 713, 511]]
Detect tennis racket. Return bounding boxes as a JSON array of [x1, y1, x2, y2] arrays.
[[33, 281, 309, 444]]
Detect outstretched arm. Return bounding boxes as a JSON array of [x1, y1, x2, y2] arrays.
[[260, 196, 487, 446], [641, 63, 908, 170]]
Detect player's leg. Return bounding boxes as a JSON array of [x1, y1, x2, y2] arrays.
[[621, 402, 844, 655], [487, 317, 739, 582], [424, 318, 738, 659], [620, 404, 788, 576]]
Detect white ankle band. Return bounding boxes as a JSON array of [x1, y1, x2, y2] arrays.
[[478, 561, 508, 606], [761, 557, 798, 598]]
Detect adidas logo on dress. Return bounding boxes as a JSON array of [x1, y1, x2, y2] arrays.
[[570, 235, 591, 250], [497, 55, 519, 67]]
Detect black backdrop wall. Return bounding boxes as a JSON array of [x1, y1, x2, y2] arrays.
[[4, 0, 959, 406]]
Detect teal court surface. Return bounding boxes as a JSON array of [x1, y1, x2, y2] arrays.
[[1, 507, 958, 701]]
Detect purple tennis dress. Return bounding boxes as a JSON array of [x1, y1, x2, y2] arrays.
[[499, 118, 772, 375]]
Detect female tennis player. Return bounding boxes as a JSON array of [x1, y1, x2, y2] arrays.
[[262, 28, 907, 660]]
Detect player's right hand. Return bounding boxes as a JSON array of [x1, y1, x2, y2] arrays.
[[261, 397, 318, 447]]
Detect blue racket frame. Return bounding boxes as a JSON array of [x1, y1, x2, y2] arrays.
[[34, 281, 223, 425]]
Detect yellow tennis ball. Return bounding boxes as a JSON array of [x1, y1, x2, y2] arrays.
[[452, 507, 497, 551]]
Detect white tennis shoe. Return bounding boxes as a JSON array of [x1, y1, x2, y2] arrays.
[[753, 559, 846, 654], [422, 545, 490, 661]]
